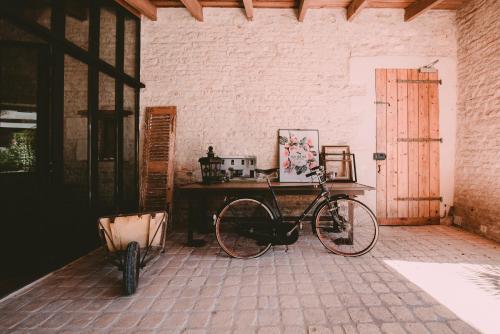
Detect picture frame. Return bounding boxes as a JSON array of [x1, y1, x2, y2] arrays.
[[278, 129, 320, 182], [323, 145, 350, 155], [320, 145, 357, 182]]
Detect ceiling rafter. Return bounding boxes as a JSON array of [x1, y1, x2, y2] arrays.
[[405, 0, 446, 21], [179, 0, 204, 21], [298, 0, 310, 22], [115, 0, 157, 20], [242, 0, 254, 20], [346, 0, 368, 21]]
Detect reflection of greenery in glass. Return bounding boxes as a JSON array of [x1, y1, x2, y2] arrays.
[[0, 130, 36, 172]]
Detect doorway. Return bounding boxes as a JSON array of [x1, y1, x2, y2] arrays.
[[0, 41, 51, 294], [375, 68, 440, 225], [0, 1, 142, 297]]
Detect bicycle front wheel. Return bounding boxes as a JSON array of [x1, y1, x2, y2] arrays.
[[315, 198, 378, 256], [215, 198, 274, 259]]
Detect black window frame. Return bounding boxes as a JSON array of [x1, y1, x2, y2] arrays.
[[0, 0, 142, 214]]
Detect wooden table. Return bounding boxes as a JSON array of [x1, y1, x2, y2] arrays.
[[176, 181, 374, 246]]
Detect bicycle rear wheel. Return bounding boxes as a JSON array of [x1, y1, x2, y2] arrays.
[[315, 198, 378, 256], [215, 198, 274, 259]]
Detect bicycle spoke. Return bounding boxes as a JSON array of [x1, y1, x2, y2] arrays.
[[315, 198, 378, 256], [216, 199, 273, 258]]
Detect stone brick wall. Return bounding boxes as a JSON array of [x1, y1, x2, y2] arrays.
[[140, 8, 457, 227], [454, 0, 500, 242]]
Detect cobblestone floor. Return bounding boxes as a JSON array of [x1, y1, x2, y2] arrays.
[[0, 225, 499, 334]]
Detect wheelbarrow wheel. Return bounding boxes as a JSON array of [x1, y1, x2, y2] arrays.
[[123, 241, 140, 295]]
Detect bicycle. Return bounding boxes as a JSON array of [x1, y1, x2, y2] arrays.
[[214, 166, 378, 258]]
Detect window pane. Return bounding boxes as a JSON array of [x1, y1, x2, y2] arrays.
[[123, 85, 137, 208], [99, 6, 116, 66], [0, 18, 44, 43], [98, 73, 116, 211], [124, 16, 137, 78], [63, 55, 88, 199], [7, 2, 51, 30], [0, 45, 38, 173], [65, 0, 89, 50]]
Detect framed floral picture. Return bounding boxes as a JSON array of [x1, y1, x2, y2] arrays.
[[278, 129, 320, 182]]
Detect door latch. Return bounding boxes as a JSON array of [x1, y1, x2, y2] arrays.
[[373, 153, 386, 160]]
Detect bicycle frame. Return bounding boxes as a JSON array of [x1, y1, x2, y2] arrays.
[[263, 172, 348, 235]]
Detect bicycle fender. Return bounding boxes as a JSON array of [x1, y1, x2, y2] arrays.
[[330, 194, 349, 200], [311, 194, 349, 232]]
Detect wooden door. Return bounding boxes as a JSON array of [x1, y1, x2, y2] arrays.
[[375, 69, 440, 225]]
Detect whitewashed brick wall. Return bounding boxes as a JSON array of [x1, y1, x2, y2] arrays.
[[455, 0, 500, 242], [140, 8, 457, 226]]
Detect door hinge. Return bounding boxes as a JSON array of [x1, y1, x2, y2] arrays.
[[397, 79, 442, 85], [396, 197, 442, 202], [374, 101, 390, 107], [397, 138, 443, 143]]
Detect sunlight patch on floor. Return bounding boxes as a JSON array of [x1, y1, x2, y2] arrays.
[[385, 260, 500, 334]]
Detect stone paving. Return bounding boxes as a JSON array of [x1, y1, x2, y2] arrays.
[[0, 225, 499, 334]]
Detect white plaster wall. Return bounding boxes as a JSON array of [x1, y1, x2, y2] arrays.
[[140, 8, 457, 216]]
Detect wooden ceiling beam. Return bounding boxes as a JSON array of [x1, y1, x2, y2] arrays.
[[179, 0, 204, 21], [242, 0, 254, 20], [346, 0, 368, 21], [152, 0, 465, 11], [116, 0, 157, 20], [297, 0, 309, 22], [404, 0, 446, 21]]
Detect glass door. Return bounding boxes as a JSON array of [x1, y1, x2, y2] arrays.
[[0, 1, 142, 297], [0, 41, 50, 295]]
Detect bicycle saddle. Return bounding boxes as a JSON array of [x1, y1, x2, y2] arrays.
[[255, 168, 279, 175]]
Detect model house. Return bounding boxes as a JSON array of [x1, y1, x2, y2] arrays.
[[220, 156, 257, 178]]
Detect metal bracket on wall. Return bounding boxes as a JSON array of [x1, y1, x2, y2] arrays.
[[396, 197, 443, 202], [374, 101, 390, 107], [397, 138, 443, 143], [397, 79, 442, 85]]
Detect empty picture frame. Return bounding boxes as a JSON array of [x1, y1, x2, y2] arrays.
[[321, 146, 357, 182], [279, 129, 320, 182]]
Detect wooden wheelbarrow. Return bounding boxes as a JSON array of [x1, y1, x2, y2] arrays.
[[97, 211, 167, 295]]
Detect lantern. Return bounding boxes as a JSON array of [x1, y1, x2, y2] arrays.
[[199, 146, 223, 184]]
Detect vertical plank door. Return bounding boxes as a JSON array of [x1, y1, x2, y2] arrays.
[[375, 69, 440, 225]]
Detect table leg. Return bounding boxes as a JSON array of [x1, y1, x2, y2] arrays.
[[187, 194, 206, 247], [347, 197, 354, 245]]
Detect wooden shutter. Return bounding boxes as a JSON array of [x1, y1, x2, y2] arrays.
[[140, 106, 176, 212], [376, 69, 440, 225]]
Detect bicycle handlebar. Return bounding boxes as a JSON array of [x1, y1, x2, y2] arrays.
[[305, 171, 316, 178], [256, 166, 324, 180], [306, 165, 324, 178]]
